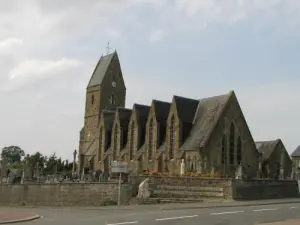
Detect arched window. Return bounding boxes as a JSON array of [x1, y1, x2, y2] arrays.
[[229, 123, 235, 165], [98, 127, 103, 161], [221, 135, 226, 164], [113, 124, 118, 160], [236, 136, 242, 164], [129, 122, 135, 160], [148, 118, 154, 159], [91, 95, 94, 104], [169, 115, 175, 159]]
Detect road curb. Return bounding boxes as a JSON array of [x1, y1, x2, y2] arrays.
[[162, 200, 300, 211], [0, 214, 41, 224]]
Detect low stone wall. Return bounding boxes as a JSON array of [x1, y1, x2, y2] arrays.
[[0, 183, 132, 206], [232, 180, 300, 200], [131, 176, 300, 200]]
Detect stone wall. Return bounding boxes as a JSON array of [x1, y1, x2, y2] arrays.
[[231, 180, 300, 200], [131, 176, 300, 200], [0, 183, 132, 206]]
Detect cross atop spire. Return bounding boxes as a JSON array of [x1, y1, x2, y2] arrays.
[[106, 41, 111, 55]]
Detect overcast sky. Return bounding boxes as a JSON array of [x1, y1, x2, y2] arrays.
[[1, 0, 300, 160]]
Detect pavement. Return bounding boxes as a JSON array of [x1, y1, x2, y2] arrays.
[[0, 198, 299, 224], [0, 212, 40, 224]]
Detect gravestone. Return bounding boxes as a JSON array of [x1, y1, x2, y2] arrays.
[[235, 163, 243, 179], [180, 159, 185, 176], [73, 150, 77, 173], [197, 160, 203, 173], [0, 158, 7, 183]]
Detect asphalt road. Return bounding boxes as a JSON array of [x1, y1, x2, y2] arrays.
[[8, 202, 300, 225]]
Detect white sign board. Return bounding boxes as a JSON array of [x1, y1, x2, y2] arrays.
[[110, 161, 128, 173]]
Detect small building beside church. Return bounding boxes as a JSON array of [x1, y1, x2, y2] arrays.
[[78, 51, 263, 178], [255, 139, 292, 179], [291, 145, 300, 179]]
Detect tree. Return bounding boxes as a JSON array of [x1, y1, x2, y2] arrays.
[[1, 146, 25, 164], [26, 152, 45, 170]]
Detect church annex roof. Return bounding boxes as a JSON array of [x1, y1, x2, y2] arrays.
[[173, 96, 199, 124], [134, 104, 150, 125], [117, 107, 132, 128], [255, 139, 280, 160], [102, 110, 115, 130], [152, 100, 171, 122], [87, 51, 117, 88], [291, 145, 300, 157], [180, 92, 232, 151]]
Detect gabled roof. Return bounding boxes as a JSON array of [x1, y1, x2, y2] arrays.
[[291, 145, 300, 157], [87, 51, 117, 88], [134, 104, 150, 125], [102, 110, 115, 130], [117, 107, 132, 128], [152, 100, 171, 122], [173, 96, 199, 123], [180, 92, 231, 151], [255, 139, 280, 160]]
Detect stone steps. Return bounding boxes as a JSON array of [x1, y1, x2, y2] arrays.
[[155, 185, 223, 192], [152, 189, 224, 198]]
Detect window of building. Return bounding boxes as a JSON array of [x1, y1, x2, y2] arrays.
[[229, 123, 235, 165], [169, 115, 175, 159], [109, 95, 116, 104], [221, 135, 226, 164], [148, 118, 154, 159], [98, 127, 103, 161], [91, 95, 94, 104], [129, 122, 135, 160], [236, 136, 242, 164], [113, 124, 118, 160]]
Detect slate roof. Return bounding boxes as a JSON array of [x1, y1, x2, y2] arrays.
[[102, 110, 115, 130], [180, 92, 231, 151], [87, 52, 116, 88], [174, 96, 199, 123], [255, 139, 280, 160], [117, 107, 132, 128], [152, 100, 171, 122], [291, 145, 300, 157], [134, 104, 150, 125]]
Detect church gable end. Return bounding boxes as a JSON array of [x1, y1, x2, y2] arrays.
[[202, 91, 258, 177], [116, 108, 132, 160], [153, 100, 171, 149]]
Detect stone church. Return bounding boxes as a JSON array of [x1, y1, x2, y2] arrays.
[[78, 51, 260, 178]]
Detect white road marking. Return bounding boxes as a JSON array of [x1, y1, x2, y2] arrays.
[[290, 206, 298, 209], [107, 221, 138, 225], [210, 211, 244, 215], [156, 215, 198, 221], [253, 208, 279, 212]]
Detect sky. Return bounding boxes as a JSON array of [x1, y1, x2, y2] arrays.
[[0, 0, 300, 160]]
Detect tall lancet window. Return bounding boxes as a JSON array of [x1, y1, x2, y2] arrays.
[[169, 115, 175, 159], [236, 136, 242, 164], [98, 127, 103, 161], [221, 135, 226, 164], [229, 123, 235, 165], [113, 124, 118, 160], [129, 122, 135, 160], [148, 118, 154, 159]]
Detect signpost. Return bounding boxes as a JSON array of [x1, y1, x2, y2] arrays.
[[109, 161, 128, 205]]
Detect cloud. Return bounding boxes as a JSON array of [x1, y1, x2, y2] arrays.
[[0, 38, 23, 52], [2, 58, 83, 91], [149, 29, 165, 43]]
